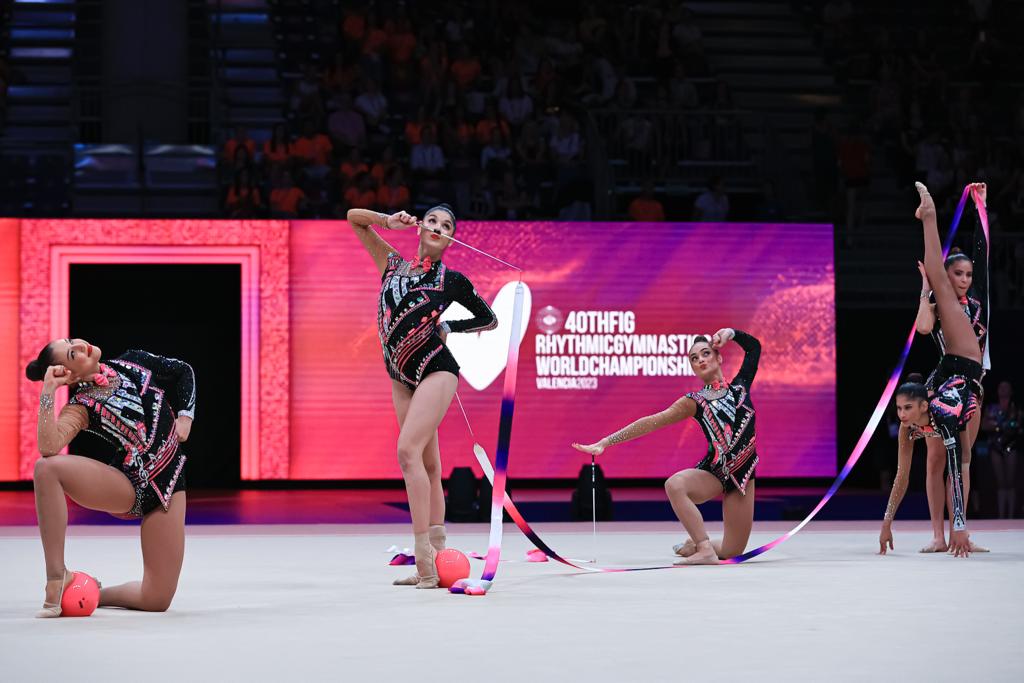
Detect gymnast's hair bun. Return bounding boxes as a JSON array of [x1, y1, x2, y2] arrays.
[[905, 372, 925, 384], [25, 360, 45, 382]]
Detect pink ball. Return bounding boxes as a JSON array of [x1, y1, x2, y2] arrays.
[[435, 548, 471, 589], [60, 571, 100, 617]]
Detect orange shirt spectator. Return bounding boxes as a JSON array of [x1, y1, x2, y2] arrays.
[[475, 117, 510, 146], [293, 131, 333, 167], [628, 196, 666, 221], [344, 185, 376, 208], [363, 26, 387, 55], [340, 158, 369, 186], [388, 31, 416, 63], [271, 186, 306, 215], [370, 160, 394, 187], [450, 55, 481, 89], [263, 123, 292, 166], [378, 182, 410, 211], [342, 11, 366, 42], [223, 135, 255, 163]]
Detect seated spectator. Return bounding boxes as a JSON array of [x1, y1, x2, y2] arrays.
[[230, 144, 254, 176], [388, 13, 417, 64], [628, 181, 666, 221], [549, 111, 584, 164], [378, 166, 411, 212], [668, 61, 699, 109], [290, 63, 324, 121], [323, 51, 357, 94], [328, 93, 367, 150], [475, 101, 510, 145], [341, 6, 367, 43], [405, 106, 437, 146], [370, 144, 397, 187], [496, 170, 530, 219], [262, 123, 293, 170], [269, 169, 307, 218], [480, 129, 512, 181], [361, 10, 388, 57], [692, 176, 729, 221], [293, 118, 333, 180], [499, 78, 534, 128], [339, 147, 369, 189], [223, 125, 255, 164], [225, 167, 263, 218], [442, 105, 474, 157], [410, 126, 447, 178], [418, 39, 449, 107], [354, 78, 389, 133], [344, 172, 377, 210], [450, 44, 482, 91]]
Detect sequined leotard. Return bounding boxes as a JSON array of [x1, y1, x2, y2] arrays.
[[685, 330, 761, 494], [378, 252, 497, 389], [68, 350, 195, 517], [927, 210, 990, 391]]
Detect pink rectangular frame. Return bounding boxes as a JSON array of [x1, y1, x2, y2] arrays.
[[19, 220, 290, 480]]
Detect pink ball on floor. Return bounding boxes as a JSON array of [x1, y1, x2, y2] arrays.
[[60, 571, 99, 617], [435, 548, 471, 589]]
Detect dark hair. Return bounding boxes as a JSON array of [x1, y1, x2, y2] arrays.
[[944, 247, 971, 269], [895, 373, 928, 401], [427, 203, 457, 235], [25, 342, 56, 382], [689, 336, 718, 354]]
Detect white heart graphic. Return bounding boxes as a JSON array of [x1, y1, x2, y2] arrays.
[[442, 281, 532, 391]]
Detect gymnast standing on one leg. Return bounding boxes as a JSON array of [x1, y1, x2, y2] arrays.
[[913, 182, 990, 553], [27, 341, 194, 616], [348, 204, 496, 588], [573, 328, 761, 565]]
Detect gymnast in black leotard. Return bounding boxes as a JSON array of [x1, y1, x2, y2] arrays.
[[573, 328, 762, 565], [349, 203, 496, 588]]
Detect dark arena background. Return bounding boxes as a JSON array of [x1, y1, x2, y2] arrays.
[[1, 1, 1022, 680]]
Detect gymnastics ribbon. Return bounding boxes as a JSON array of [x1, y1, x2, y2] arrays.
[[458, 184, 987, 577]]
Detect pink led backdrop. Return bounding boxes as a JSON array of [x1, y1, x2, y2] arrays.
[[3, 219, 834, 481]]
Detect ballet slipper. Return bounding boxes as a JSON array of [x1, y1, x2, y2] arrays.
[[36, 569, 70, 618], [414, 532, 439, 589], [393, 530, 444, 587]]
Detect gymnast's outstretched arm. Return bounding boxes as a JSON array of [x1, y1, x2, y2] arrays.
[[572, 396, 696, 456], [879, 424, 913, 554]]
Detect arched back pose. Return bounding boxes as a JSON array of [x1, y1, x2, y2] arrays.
[[913, 182, 990, 552], [348, 204, 497, 588], [909, 182, 985, 557], [573, 328, 761, 565], [27, 341, 194, 616]]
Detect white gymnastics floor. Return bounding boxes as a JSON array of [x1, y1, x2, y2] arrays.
[[1, 520, 1022, 682]]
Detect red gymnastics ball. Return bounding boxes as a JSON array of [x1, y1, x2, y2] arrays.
[[60, 571, 100, 617], [435, 548, 471, 589]]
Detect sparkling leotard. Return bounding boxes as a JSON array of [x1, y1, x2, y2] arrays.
[[378, 252, 497, 389], [68, 350, 195, 517]]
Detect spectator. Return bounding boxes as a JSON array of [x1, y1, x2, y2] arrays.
[[549, 111, 584, 164], [516, 119, 548, 192], [668, 61, 699, 109], [370, 144, 397, 188], [378, 166, 411, 212], [293, 118, 333, 180], [226, 167, 263, 218], [442, 104, 474, 158], [269, 169, 307, 218], [837, 124, 870, 233], [693, 176, 730, 221], [328, 93, 367, 150], [344, 172, 377, 210], [388, 13, 417, 64], [496, 170, 529, 219], [354, 78, 389, 133], [262, 122, 293, 171], [405, 105, 436, 146], [475, 101, 510, 145], [341, 6, 367, 43], [323, 51, 357, 94], [223, 125, 255, 164], [450, 44, 482, 92], [410, 126, 446, 178], [499, 78, 534, 128], [339, 147, 369, 190], [290, 63, 324, 121], [628, 180, 666, 221], [982, 380, 1020, 519]]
